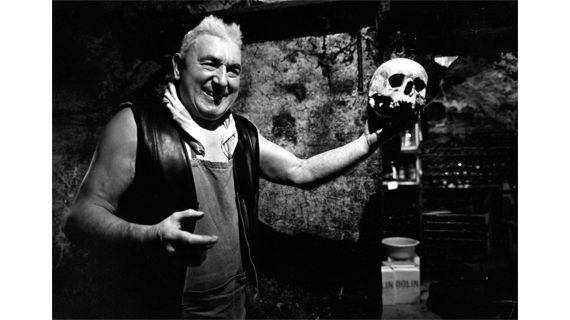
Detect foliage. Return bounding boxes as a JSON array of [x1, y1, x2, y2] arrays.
[[493, 52, 518, 80], [52, 161, 88, 268], [426, 54, 518, 134]]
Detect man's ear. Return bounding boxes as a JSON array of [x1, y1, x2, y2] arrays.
[[172, 53, 182, 80]]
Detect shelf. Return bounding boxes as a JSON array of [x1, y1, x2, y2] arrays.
[[420, 184, 500, 190], [382, 181, 420, 187], [401, 146, 420, 154]]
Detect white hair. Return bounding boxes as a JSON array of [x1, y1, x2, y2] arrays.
[[179, 15, 242, 55]]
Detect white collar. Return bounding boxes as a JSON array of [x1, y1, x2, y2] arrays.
[[163, 82, 237, 160]]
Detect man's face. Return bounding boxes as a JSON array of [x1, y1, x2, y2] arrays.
[[174, 34, 241, 122]]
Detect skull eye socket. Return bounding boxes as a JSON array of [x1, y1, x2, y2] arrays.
[[388, 74, 405, 87], [413, 78, 426, 91]]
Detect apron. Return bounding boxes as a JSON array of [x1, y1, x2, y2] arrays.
[[181, 158, 246, 319]]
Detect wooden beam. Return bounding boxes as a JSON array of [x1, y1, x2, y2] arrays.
[[127, 0, 516, 60]]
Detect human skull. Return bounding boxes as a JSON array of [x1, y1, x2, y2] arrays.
[[367, 58, 428, 132]]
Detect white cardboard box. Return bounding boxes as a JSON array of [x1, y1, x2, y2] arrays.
[[381, 258, 420, 305], [392, 265, 420, 304], [381, 266, 396, 305]]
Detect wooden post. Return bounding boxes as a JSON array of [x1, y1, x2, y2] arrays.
[[356, 29, 364, 92], [376, 0, 392, 64]]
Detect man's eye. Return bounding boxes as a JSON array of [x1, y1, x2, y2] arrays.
[[202, 63, 217, 70], [228, 68, 240, 77]]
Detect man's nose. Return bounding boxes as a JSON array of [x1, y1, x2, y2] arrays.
[[212, 66, 228, 88]]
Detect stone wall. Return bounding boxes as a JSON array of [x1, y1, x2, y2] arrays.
[[235, 34, 382, 241]]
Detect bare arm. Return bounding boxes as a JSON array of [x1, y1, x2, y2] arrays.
[[259, 127, 386, 190], [63, 108, 217, 253], [63, 108, 148, 247]]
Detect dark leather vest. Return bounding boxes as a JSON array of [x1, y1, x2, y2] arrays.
[[105, 102, 260, 318]]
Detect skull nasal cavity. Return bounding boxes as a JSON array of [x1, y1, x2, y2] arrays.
[[404, 81, 414, 95]]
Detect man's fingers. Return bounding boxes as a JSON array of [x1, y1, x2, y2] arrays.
[[175, 209, 206, 221], [166, 232, 217, 260], [172, 210, 206, 233], [177, 231, 218, 248]]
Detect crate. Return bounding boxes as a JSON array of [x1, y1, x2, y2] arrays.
[[421, 210, 490, 257]]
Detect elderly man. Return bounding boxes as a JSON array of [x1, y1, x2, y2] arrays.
[[64, 15, 414, 319]]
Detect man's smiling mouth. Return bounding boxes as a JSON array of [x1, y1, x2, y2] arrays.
[[203, 90, 227, 101]]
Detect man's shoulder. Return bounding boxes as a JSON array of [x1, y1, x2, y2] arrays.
[[92, 106, 138, 167], [233, 113, 257, 135], [101, 99, 162, 151], [106, 107, 136, 138], [120, 100, 175, 136]]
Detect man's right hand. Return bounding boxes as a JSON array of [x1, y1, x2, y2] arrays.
[[148, 209, 218, 257]]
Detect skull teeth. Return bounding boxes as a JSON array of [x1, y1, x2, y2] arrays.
[[391, 100, 415, 109]]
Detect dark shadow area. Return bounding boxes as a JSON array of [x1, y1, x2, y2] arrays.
[[427, 257, 517, 319], [252, 192, 384, 319]]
